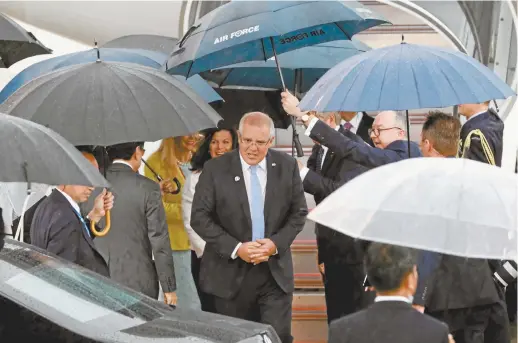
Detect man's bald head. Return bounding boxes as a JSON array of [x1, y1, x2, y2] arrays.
[[371, 110, 407, 149], [81, 151, 99, 170]]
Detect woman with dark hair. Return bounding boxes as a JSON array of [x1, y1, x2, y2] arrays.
[[182, 127, 238, 312]]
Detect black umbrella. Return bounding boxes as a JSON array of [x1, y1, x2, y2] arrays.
[[0, 13, 52, 68], [0, 112, 109, 187], [1, 59, 221, 236], [1, 61, 222, 146], [101, 34, 177, 55]]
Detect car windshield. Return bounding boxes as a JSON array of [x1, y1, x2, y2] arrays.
[[0, 239, 169, 335]]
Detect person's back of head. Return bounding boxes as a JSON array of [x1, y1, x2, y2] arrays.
[[420, 111, 460, 158], [365, 243, 418, 299], [106, 142, 145, 172]]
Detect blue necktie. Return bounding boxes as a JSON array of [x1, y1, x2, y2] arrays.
[[72, 208, 92, 238], [250, 165, 265, 241]]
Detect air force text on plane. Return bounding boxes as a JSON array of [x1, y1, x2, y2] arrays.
[[214, 25, 260, 44]]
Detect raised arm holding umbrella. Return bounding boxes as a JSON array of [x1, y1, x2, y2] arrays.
[[165, 0, 389, 156]]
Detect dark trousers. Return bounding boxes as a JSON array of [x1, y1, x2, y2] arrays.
[[429, 301, 511, 343], [212, 263, 293, 343], [190, 250, 215, 313], [323, 262, 366, 323]]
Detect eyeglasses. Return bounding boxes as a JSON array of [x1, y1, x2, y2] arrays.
[[368, 127, 402, 137], [240, 137, 271, 148]]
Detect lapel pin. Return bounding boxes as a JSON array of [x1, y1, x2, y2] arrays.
[[235, 176, 240, 182], [272, 163, 276, 167]]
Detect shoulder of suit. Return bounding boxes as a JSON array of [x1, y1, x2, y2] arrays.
[[134, 172, 161, 191], [268, 149, 296, 164]]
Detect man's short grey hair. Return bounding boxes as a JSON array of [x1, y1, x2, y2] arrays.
[[364, 243, 417, 292], [315, 111, 341, 124], [393, 110, 407, 130], [238, 112, 275, 138]]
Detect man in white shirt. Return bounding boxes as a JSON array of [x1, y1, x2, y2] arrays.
[[191, 112, 307, 343]]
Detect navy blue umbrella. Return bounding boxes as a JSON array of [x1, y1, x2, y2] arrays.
[[299, 42, 516, 157], [299, 42, 515, 112], [202, 39, 370, 93], [0, 46, 222, 104], [165, 0, 388, 78]]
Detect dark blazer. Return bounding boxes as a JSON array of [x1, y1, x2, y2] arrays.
[[309, 120, 422, 168], [191, 149, 308, 299], [356, 112, 374, 146], [92, 163, 176, 299], [458, 109, 503, 166], [329, 301, 450, 343], [30, 190, 109, 277], [424, 256, 501, 312], [304, 128, 369, 264]]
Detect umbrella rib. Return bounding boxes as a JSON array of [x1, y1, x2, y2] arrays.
[[108, 65, 150, 142]]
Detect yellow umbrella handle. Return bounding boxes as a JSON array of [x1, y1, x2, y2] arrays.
[[90, 210, 111, 237]]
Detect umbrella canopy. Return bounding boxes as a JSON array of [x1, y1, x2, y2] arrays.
[[165, 0, 388, 77], [308, 157, 517, 260], [0, 13, 52, 68], [0, 112, 109, 187], [0, 61, 222, 146], [202, 39, 370, 93], [0, 47, 222, 104], [299, 42, 516, 112], [211, 89, 291, 129], [101, 34, 178, 55]]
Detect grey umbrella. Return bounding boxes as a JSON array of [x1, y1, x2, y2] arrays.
[[0, 112, 108, 187], [0, 13, 52, 68], [1, 60, 221, 237], [0, 61, 222, 146], [101, 34, 177, 55]]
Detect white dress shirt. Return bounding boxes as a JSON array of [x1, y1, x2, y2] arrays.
[[341, 112, 363, 134], [300, 124, 340, 181], [56, 188, 81, 215], [182, 172, 206, 258], [374, 295, 413, 304], [113, 160, 134, 169], [231, 153, 268, 259]]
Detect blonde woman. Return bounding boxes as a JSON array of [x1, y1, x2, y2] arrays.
[[144, 134, 201, 309]]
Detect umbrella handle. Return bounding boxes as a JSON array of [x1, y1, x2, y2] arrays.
[[169, 177, 181, 194], [90, 210, 111, 237]]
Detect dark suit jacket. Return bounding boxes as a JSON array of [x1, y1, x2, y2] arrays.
[[424, 256, 501, 312], [458, 109, 503, 167], [329, 301, 449, 343], [356, 112, 374, 146], [191, 150, 308, 299], [92, 163, 176, 299], [304, 128, 369, 265], [309, 120, 422, 168], [30, 190, 109, 277]]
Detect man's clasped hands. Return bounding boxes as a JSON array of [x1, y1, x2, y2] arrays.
[[237, 239, 277, 265]]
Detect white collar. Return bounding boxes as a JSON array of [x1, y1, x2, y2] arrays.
[[56, 188, 81, 215], [239, 152, 267, 172], [374, 295, 412, 304], [466, 109, 488, 122], [112, 160, 134, 169], [341, 112, 363, 128]]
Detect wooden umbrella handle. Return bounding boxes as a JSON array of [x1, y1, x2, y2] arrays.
[[90, 210, 111, 237]]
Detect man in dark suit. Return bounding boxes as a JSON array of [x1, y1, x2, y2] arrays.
[[339, 111, 374, 146], [420, 110, 511, 343], [299, 111, 370, 322], [30, 152, 113, 277], [329, 243, 452, 343], [191, 112, 308, 343], [93, 142, 177, 305]]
